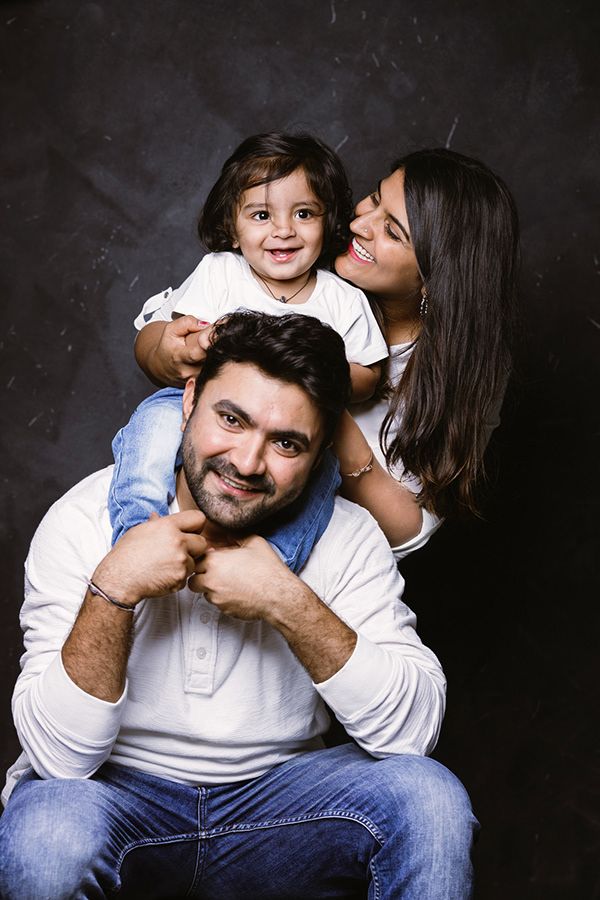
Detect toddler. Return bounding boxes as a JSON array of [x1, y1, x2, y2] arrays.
[[111, 132, 388, 571]]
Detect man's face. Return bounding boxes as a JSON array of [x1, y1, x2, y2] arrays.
[[180, 362, 326, 531]]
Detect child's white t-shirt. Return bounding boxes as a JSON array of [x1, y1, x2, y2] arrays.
[[134, 252, 388, 366]]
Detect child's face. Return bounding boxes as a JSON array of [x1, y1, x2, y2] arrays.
[[232, 168, 325, 285]]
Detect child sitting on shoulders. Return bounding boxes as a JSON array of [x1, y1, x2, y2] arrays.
[[110, 132, 387, 572]]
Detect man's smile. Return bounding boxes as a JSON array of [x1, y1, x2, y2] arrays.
[[207, 459, 275, 500]]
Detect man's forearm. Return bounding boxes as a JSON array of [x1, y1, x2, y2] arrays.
[[61, 589, 134, 703], [269, 581, 357, 683]]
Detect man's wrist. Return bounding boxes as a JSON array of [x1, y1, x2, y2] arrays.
[[263, 575, 317, 631], [87, 580, 136, 612], [89, 564, 143, 609]]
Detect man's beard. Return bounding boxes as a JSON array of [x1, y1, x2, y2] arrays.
[[181, 430, 305, 532]]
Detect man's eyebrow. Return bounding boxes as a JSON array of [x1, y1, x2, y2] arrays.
[[213, 400, 311, 450], [270, 429, 310, 451], [213, 400, 256, 426], [378, 180, 411, 243]]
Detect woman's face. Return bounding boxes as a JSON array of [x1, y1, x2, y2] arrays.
[[335, 169, 423, 303]]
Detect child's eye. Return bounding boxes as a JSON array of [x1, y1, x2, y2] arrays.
[[251, 210, 270, 221], [295, 208, 314, 220]]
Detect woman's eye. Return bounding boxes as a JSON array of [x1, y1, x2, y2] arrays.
[[385, 223, 403, 242], [369, 192, 380, 208]]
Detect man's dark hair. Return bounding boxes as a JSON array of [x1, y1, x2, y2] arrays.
[[197, 132, 354, 268], [193, 311, 351, 446]]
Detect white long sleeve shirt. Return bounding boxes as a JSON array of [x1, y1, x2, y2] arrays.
[[4, 466, 446, 805]]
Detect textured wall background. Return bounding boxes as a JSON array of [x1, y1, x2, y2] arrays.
[[1, 1, 598, 896]]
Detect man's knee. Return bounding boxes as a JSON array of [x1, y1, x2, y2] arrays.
[[0, 776, 112, 898], [373, 755, 478, 846]]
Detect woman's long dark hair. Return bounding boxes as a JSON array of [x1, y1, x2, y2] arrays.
[[380, 148, 520, 518]]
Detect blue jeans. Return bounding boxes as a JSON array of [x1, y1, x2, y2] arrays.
[[109, 388, 341, 574], [0, 744, 478, 898]]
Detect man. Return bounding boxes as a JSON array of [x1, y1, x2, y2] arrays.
[[0, 312, 476, 898]]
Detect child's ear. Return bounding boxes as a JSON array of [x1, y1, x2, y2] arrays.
[[231, 238, 240, 250]]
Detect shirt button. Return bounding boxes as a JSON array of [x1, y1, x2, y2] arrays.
[[200, 613, 210, 624], [196, 647, 207, 660]]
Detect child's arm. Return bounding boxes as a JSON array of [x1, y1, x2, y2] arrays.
[[349, 361, 382, 403], [135, 316, 213, 388], [333, 410, 423, 545]]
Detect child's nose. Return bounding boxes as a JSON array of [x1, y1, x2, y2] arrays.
[[271, 215, 295, 238]]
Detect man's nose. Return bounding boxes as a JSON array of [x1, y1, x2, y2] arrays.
[[229, 435, 267, 477]]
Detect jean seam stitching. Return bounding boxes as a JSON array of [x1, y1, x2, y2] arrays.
[[207, 809, 385, 844], [370, 859, 381, 900], [186, 787, 204, 897], [117, 832, 203, 873]]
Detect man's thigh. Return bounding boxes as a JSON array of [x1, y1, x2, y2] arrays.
[[0, 763, 202, 899], [200, 743, 476, 899]]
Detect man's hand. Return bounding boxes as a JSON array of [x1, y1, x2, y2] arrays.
[[135, 317, 214, 386], [92, 510, 209, 608], [190, 534, 357, 683], [189, 535, 297, 622]]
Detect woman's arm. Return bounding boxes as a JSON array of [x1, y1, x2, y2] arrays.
[[333, 410, 423, 546]]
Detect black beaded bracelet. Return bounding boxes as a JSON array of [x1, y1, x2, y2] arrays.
[[87, 579, 135, 613]]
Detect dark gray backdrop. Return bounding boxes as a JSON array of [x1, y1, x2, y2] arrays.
[[1, 1, 598, 897]]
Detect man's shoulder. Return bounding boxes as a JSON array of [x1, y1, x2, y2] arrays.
[[34, 466, 113, 541], [299, 496, 402, 601], [310, 496, 396, 569]]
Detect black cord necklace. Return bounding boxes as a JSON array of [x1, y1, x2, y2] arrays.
[[252, 268, 314, 303]]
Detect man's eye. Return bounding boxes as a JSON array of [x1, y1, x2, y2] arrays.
[[276, 439, 299, 454], [221, 414, 240, 427]]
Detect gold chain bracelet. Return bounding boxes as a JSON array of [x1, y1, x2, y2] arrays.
[[343, 451, 374, 478]]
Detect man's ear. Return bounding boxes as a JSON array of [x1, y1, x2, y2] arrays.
[[181, 377, 197, 432]]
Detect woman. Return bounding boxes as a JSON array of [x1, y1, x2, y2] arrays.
[[334, 147, 520, 558]]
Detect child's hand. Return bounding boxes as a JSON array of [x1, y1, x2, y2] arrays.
[[135, 316, 213, 387]]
